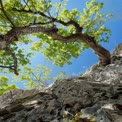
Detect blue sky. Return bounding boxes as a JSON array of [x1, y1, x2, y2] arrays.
[[37, 0, 122, 75], [7, 0, 122, 89], [60, 0, 122, 73]]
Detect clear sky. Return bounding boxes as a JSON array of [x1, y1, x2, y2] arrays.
[[33, 0, 122, 76], [8, 0, 122, 89]]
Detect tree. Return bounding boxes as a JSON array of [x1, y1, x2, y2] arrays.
[[0, 0, 112, 75], [13, 65, 52, 89], [13, 64, 66, 89]]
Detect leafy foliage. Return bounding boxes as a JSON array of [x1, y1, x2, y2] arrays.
[[0, 0, 111, 71], [0, 76, 18, 95], [30, 0, 111, 66], [80, 0, 112, 42], [0, 0, 112, 90], [13, 65, 51, 89], [13, 65, 66, 89]]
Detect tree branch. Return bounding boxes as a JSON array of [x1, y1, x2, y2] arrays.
[[3, 25, 110, 66], [43, 0, 53, 18], [5, 48, 18, 75], [42, 28, 110, 65], [23, 0, 30, 10], [12, 8, 83, 32], [0, 65, 14, 69], [55, 0, 64, 18], [0, 1, 111, 74]]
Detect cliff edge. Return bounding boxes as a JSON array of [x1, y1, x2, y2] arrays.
[[0, 44, 122, 122]]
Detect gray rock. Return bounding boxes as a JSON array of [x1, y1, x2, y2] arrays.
[[0, 43, 122, 122], [112, 43, 122, 56], [0, 91, 63, 122]]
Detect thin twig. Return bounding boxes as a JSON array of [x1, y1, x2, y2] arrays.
[[31, 72, 41, 82], [23, 0, 30, 10], [43, 0, 52, 18], [56, 0, 63, 18]]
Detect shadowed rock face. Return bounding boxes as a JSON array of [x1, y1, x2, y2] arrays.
[[0, 44, 122, 122], [0, 90, 63, 122]]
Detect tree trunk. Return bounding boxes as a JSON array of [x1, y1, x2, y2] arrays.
[[80, 34, 111, 65]]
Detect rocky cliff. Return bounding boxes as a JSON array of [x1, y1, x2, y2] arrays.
[[0, 44, 122, 122]]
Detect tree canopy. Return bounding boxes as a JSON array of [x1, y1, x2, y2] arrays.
[[0, 0, 112, 75], [0, 0, 113, 93]]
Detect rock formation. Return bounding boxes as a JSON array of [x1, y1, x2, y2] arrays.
[[0, 43, 122, 122]]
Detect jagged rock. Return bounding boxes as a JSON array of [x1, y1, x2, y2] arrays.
[[0, 91, 63, 122], [112, 43, 122, 56], [0, 44, 122, 122], [0, 89, 39, 108]]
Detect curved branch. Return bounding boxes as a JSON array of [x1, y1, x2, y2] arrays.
[[3, 25, 110, 66], [43, 28, 111, 65], [0, 1, 111, 74], [14, 26, 110, 65]]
